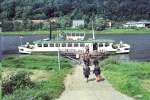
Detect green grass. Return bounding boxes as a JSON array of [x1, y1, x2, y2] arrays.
[[0, 62, 1, 79], [1, 28, 150, 35], [101, 59, 150, 100], [2, 69, 71, 100], [0, 29, 91, 35], [0, 31, 50, 35], [0, 62, 1, 99], [2, 55, 73, 100], [2, 55, 71, 71], [101, 28, 150, 34]]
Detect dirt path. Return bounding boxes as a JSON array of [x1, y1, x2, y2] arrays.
[[57, 65, 134, 100]]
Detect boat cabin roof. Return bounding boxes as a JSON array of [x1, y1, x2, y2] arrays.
[[65, 32, 85, 36], [33, 39, 115, 44]]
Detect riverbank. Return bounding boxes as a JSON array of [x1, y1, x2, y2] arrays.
[[1, 28, 150, 35], [101, 59, 150, 100], [0, 62, 1, 79], [1, 55, 73, 100]]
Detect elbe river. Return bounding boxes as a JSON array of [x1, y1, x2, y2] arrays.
[[0, 34, 150, 61]]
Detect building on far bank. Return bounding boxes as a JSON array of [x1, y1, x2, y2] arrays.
[[0, 22, 2, 32], [31, 20, 48, 24], [72, 20, 84, 28], [123, 20, 150, 28]]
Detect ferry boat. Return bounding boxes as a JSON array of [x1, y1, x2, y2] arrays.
[[18, 34, 130, 55]]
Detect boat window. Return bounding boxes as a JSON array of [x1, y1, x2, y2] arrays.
[[93, 43, 98, 50], [44, 44, 48, 47], [62, 43, 66, 47], [125, 48, 129, 50], [50, 43, 54, 47], [105, 43, 109, 47], [38, 44, 42, 47], [112, 43, 118, 49], [72, 33, 75, 36], [56, 43, 60, 47], [99, 43, 103, 47], [68, 43, 72, 47], [74, 43, 78, 47], [20, 49, 24, 51], [80, 43, 84, 47]]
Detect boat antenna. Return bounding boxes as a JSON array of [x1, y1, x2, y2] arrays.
[[49, 20, 52, 40], [92, 20, 95, 40]]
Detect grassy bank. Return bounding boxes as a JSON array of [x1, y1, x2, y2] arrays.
[[101, 28, 150, 34], [0, 29, 90, 35], [0, 62, 1, 79], [2, 55, 71, 70], [0, 62, 1, 100], [101, 59, 150, 100], [1, 55, 73, 100], [1, 28, 150, 35]]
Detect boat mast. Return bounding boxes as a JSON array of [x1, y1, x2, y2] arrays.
[[49, 20, 52, 40], [57, 31, 61, 70], [92, 20, 95, 40]]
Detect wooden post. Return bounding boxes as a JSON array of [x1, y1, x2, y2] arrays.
[[57, 31, 61, 70]]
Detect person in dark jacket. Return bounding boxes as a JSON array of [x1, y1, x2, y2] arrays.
[[93, 59, 101, 82], [93, 59, 99, 66], [85, 45, 89, 53], [83, 63, 90, 82], [83, 53, 91, 66]]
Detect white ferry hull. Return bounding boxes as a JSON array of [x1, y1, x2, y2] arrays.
[[18, 46, 32, 54], [116, 50, 130, 54], [18, 40, 130, 54]]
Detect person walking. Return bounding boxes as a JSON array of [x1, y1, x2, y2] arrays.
[[83, 52, 91, 66], [93, 59, 101, 82], [85, 45, 89, 53], [83, 62, 90, 83]]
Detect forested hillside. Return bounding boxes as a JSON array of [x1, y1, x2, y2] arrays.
[[0, 0, 150, 21]]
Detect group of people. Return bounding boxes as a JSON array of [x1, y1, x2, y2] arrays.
[[82, 46, 102, 83]]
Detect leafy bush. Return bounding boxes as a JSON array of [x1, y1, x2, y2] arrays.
[[3, 87, 52, 100], [2, 69, 70, 100], [2, 71, 34, 96]]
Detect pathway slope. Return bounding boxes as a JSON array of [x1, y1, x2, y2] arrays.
[[57, 65, 134, 100]]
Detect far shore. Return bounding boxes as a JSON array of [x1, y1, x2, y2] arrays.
[[1, 28, 150, 36]]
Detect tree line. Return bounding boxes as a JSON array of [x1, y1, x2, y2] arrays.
[[0, 0, 150, 21]]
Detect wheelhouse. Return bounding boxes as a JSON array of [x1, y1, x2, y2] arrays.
[[65, 32, 85, 40]]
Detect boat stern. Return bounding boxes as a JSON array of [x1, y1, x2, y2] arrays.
[[18, 46, 32, 54], [116, 43, 130, 54]]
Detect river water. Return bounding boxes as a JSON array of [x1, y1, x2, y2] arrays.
[[0, 34, 150, 61]]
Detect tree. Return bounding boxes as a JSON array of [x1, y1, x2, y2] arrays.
[[2, 20, 14, 32], [13, 21, 23, 31], [58, 15, 71, 28]]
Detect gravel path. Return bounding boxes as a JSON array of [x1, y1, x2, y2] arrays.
[[57, 65, 134, 100]]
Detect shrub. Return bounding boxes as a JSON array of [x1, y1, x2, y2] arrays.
[[2, 71, 34, 96], [2, 88, 52, 100]]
